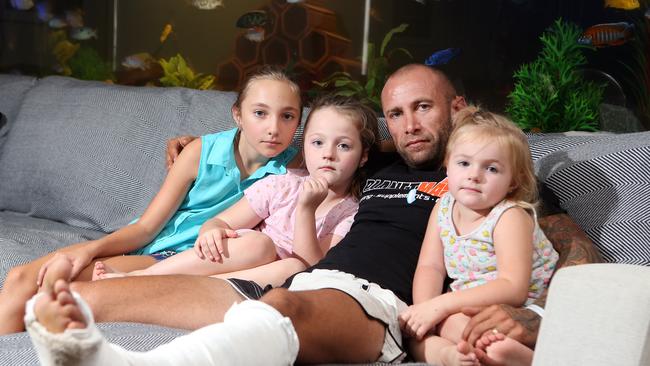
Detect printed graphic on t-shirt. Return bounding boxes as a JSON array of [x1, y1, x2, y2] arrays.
[[360, 177, 448, 204]]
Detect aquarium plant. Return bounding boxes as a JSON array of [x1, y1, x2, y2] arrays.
[[506, 19, 604, 132], [158, 54, 215, 90], [69, 46, 114, 81], [313, 23, 412, 111]]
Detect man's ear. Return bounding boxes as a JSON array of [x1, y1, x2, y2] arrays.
[[231, 106, 241, 127], [451, 95, 467, 113]]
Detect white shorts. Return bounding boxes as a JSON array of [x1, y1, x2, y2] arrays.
[[289, 269, 408, 363]]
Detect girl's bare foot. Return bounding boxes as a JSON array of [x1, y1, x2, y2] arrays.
[[475, 332, 534, 366], [440, 341, 479, 366], [92, 261, 126, 281], [33, 256, 87, 333]]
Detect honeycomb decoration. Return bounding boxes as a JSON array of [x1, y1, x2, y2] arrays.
[[216, 0, 361, 92]]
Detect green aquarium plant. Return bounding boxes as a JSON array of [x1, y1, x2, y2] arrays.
[[69, 46, 114, 81], [313, 23, 412, 111], [159, 54, 215, 90], [506, 19, 604, 132]]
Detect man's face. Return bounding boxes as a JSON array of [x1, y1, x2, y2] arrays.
[[381, 69, 456, 169]]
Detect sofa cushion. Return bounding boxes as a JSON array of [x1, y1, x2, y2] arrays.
[[528, 132, 650, 265], [0, 322, 187, 365], [0, 211, 106, 287], [0, 76, 238, 233], [0, 74, 37, 149]]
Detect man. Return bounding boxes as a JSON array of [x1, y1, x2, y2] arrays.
[[30, 64, 600, 365]]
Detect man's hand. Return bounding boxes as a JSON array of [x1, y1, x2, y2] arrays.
[[166, 135, 197, 170], [461, 304, 540, 349]]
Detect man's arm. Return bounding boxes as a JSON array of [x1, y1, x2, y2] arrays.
[[461, 213, 602, 350]]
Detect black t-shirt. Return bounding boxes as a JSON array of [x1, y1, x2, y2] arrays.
[[306, 160, 447, 305], [283, 156, 564, 305]]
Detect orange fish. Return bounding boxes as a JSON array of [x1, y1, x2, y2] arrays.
[[160, 23, 173, 43], [578, 22, 634, 47], [604, 0, 640, 10]]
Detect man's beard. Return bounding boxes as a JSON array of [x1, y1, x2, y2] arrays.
[[399, 128, 450, 170]]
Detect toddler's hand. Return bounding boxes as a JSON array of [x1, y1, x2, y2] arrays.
[[193, 228, 238, 262], [399, 300, 447, 340], [298, 176, 329, 210]]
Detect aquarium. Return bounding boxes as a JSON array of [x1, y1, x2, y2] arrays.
[[1, 0, 648, 131]]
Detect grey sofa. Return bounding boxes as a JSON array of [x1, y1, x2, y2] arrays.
[[0, 74, 648, 365]]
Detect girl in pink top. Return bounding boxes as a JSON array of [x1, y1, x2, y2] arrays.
[[93, 94, 379, 282]]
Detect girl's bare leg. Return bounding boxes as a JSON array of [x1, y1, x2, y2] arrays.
[[409, 313, 479, 366], [94, 232, 277, 280], [0, 250, 156, 334]]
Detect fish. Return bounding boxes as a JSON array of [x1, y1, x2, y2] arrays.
[[286, 0, 304, 3], [604, 0, 640, 10], [424, 48, 460, 66], [122, 53, 155, 70], [65, 8, 84, 28], [69, 27, 97, 41], [236, 10, 267, 28], [48, 17, 67, 29], [187, 0, 224, 10], [578, 22, 634, 47], [10, 0, 34, 10], [34, 1, 53, 22], [645, 8, 650, 19], [160, 23, 173, 43], [244, 27, 265, 42]]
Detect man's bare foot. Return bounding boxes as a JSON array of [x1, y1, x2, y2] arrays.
[[440, 341, 479, 366], [39, 254, 74, 292], [33, 256, 87, 334], [475, 332, 533, 366], [92, 261, 127, 281]]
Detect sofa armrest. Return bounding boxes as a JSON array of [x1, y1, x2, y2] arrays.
[[533, 263, 650, 366]]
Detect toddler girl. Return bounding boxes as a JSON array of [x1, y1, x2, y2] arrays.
[[400, 106, 558, 366]]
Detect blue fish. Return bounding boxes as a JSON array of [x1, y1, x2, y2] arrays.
[[424, 48, 460, 66]]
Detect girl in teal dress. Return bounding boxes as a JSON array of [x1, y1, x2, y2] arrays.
[[0, 66, 303, 334]]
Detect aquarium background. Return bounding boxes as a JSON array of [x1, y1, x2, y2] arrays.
[[1, 0, 648, 131]]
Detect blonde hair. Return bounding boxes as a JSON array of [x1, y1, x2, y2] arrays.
[[446, 105, 538, 207], [233, 65, 301, 117], [305, 94, 380, 199]]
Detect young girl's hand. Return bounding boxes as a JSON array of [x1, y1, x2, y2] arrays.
[[399, 298, 449, 340], [193, 228, 238, 262], [297, 176, 329, 210], [36, 249, 93, 287]]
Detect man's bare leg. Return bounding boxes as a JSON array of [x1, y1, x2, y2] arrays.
[[27, 257, 300, 366], [71, 274, 246, 329], [34, 256, 86, 333], [262, 288, 386, 364]]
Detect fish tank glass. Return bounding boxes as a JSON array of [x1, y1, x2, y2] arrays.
[[1, 0, 648, 131]]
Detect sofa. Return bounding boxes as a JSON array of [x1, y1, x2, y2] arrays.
[[0, 74, 648, 365]]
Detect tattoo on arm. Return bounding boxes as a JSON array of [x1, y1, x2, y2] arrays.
[[539, 213, 602, 268], [532, 213, 602, 309]]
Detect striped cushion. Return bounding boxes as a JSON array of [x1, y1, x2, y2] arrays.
[[0, 76, 237, 233], [528, 132, 650, 265], [0, 74, 37, 149]]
